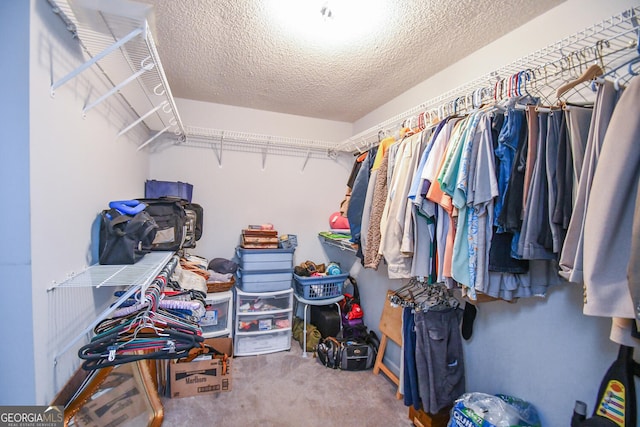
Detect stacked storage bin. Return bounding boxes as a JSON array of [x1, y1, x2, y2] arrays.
[[234, 247, 295, 356], [200, 290, 233, 338]]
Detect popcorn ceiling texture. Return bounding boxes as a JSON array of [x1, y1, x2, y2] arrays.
[[139, 0, 564, 122]]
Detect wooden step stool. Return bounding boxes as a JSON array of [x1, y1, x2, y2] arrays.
[[373, 291, 403, 399]]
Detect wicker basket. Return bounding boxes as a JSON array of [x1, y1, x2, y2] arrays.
[[207, 276, 235, 293]]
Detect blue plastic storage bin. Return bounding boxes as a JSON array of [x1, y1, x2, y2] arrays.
[[236, 247, 295, 271], [293, 273, 348, 300], [236, 268, 293, 292], [144, 180, 193, 202]]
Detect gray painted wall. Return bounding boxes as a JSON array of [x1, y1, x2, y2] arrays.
[[0, 0, 35, 405]]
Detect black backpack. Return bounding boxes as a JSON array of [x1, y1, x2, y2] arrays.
[[572, 345, 639, 427]]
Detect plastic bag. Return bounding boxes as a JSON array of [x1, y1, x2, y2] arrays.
[[447, 393, 541, 427]]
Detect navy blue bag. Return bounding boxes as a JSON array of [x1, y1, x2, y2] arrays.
[[99, 208, 158, 265], [145, 180, 193, 202]]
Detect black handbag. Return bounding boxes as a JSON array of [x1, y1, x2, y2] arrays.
[[99, 208, 158, 265]]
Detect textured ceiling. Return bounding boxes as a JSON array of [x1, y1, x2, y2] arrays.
[[138, 0, 564, 122]]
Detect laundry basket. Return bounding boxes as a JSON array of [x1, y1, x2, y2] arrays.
[[293, 273, 348, 300]]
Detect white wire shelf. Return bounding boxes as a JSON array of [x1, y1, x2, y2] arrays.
[[336, 6, 640, 153], [48, 0, 185, 149], [182, 126, 341, 166], [318, 233, 357, 253], [50, 251, 175, 362], [50, 251, 174, 290]]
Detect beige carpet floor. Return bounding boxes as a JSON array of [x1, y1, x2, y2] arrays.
[[161, 344, 414, 426]]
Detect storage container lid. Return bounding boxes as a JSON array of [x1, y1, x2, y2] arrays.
[[236, 246, 295, 255]]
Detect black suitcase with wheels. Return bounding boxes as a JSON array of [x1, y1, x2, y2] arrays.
[[310, 305, 341, 338]]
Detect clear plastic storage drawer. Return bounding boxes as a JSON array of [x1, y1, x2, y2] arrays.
[[237, 312, 292, 333], [236, 289, 293, 314], [234, 329, 291, 356], [199, 291, 232, 337]]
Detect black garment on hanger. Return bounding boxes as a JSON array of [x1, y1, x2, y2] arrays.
[[553, 113, 573, 232], [347, 146, 378, 263], [488, 111, 528, 273], [498, 110, 529, 232]]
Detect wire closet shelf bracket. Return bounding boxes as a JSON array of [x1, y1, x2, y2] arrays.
[[48, 0, 186, 150]]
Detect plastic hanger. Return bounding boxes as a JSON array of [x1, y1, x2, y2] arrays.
[[389, 278, 426, 308], [555, 63, 604, 98]]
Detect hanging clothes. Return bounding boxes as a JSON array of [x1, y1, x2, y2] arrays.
[[465, 113, 500, 297], [361, 136, 396, 261], [488, 108, 529, 273], [516, 111, 556, 260], [583, 76, 640, 320], [490, 106, 530, 272], [421, 118, 462, 283], [409, 121, 448, 280], [377, 140, 404, 262], [380, 132, 423, 278], [427, 119, 468, 283], [496, 108, 528, 235], [347, 147, 378, 262], [402, 307, 421, 409], [559, 80, 622, 283], [364, 146, 391, 269], [356, 74, 638, 307], [414, 307, 465, 414], [629, 182, 640, 334], [447, 112, 483, 291], [553, 114, 572, 234], [401, 131, 431, 265], [564, 104, 593, 202], [493, 108, 525, 229], [340, 153, 365, 216], [522, 105, 538, 213], [544, 110, 564, 254]]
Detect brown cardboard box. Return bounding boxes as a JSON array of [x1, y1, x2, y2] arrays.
[[408, 405, 451, 427], [168, 337, 233, 398]]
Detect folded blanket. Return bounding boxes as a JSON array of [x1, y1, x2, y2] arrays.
[[207, 270, 234, 283]]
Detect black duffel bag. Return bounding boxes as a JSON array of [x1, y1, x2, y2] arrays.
[[99, 207, 158, 265], [138, 197, 188, 251], [316, 335, 378, 371]]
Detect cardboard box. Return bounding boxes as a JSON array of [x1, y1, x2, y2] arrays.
[[168, 337, 233, 398], [408, 405, 451, 427]]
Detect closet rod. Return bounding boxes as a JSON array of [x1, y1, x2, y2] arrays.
[[334, 6, 640, 153]]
